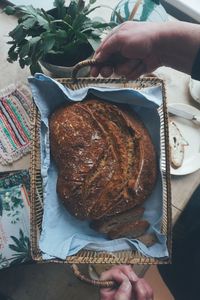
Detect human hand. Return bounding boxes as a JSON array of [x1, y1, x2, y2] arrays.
[[91, 21, 161, 80], [99, 265, 153, 300], [91, 21, 200, 79]]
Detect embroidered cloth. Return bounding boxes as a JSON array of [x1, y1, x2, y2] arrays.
[[0, 84, 32, 165]]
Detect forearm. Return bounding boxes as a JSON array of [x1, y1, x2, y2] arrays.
[[157, 21, 200, 74]]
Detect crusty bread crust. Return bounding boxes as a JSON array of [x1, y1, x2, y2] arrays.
[[90, 206, 145, 234], [108, 219, 150, 239], [50, 98, 157, 221]]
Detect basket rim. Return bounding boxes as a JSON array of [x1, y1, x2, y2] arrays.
[[30, 76, 172, 265]]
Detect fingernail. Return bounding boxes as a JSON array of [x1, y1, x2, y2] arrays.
[[122, 279, 131, 291], [130, 272, 138, 282]]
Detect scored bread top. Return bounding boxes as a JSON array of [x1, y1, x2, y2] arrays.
[[49, 98, 157, 220]]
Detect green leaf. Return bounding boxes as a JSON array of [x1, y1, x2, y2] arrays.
[[55, 29, 68, 39], [152, 0, 160, 4], [140, 1, 155, 21], [3, 5, 16, 15], [53, 0, 66, 19], [24, 236, 30, 245], [22, 16, 36, 29], [84, 5, 101, 16], [17, 5, 49, 29], [9, 244, 22, 252], [78, 0, 85, 12], [112, 9, 124, 24], [67, 1, 78, 20], [53, 0, 65, 9], [19, 42, 30, 57], [72, 13, 87, 31], [42, 37, 56, 53], [8, 45, 18, 61], [29, 36, 41, 45], [10, 235, 23, 247], [23, 57, 32, 65], [19, 58, 26, 68], [9, 25, 25, 42], [90, 21, 116, 29], [30, 62, 43, 75], [10, 257, 25, 266], [64, 14, 73, 25], [7, 41, 16, 45], [35, 15, 49, 30]]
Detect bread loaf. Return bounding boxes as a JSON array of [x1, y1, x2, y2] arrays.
[[108, 220, 150, 239], [169, 121, 188, 169], [90, 206, 145, 234], [50, 98, 157, 225]]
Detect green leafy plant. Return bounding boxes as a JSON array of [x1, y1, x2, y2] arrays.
[[0, 254, 9, 269], [4, 0, 116, 74], [9, 229, 31, 265], [1, 188, 24, 224], [112, 0, 161, 24]]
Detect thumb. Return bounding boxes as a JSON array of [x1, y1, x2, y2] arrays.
[[114, 276, 132, 300]]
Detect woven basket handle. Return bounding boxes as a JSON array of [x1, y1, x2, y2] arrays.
[[71, 58, 156, 82], [72, 59, 98, 81], [72, 55, 128, 81], [71, 264, 116, 288]]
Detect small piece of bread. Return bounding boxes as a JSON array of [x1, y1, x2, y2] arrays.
[[169, 121, 188, 169], [137, 233, 158, 247], [108, 219, 150, 240], [90, 206, 145, 234]]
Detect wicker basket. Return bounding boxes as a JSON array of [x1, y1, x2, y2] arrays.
[[30, 60, 172, 285]]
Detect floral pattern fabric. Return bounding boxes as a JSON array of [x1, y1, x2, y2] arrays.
[[0, 170, 31, 269]]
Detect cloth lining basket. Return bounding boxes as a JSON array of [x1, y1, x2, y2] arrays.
[[30, 73, 172, 266]]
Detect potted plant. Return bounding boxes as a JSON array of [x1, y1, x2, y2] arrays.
[[4, 0, 116, 76]]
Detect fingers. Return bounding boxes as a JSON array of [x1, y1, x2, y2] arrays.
[[90, 21, 153, 79], [100, 269, 132, 300], [114, 59, 141, 77], [114, 276, 132, 300], [100, 265, 131, 283], [110, 265, 139, 283], [100, 287, 116, 300], [125, 62, 147, 80], [90, 59, 145, 79], [90, 64, 100, 77], [94, 26, 124, 62], [134, 278, 154, 300], [99, 265, 154, 300]]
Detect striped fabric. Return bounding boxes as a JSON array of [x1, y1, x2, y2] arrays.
[[0, 84, 32, 165]]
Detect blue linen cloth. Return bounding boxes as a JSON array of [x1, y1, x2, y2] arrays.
[[28, 73, 169, 260]]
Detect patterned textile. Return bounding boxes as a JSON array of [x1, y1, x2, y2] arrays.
[[0, 170, 31, 269], [0, 84, 32, 165]]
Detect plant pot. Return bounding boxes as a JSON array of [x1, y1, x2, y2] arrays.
[[39, 8, 94, 78], [40, 43, 93, 78], [40, 58, 91, 78]]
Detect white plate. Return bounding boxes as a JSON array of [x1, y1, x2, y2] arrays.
[[168, 103, 200, 175], [189, 77, 200, 104]]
